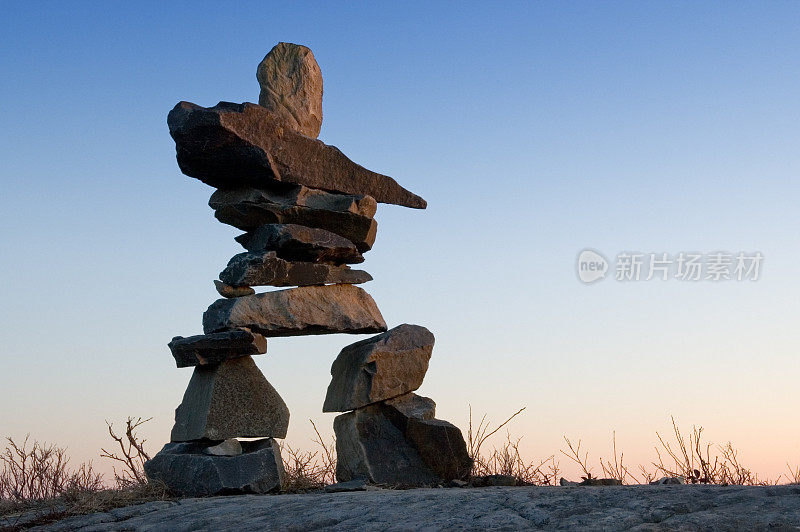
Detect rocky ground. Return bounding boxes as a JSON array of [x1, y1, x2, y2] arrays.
[[10, 484, 800, 531]]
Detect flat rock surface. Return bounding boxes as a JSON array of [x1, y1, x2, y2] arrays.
[[34, 485, 800, 531]]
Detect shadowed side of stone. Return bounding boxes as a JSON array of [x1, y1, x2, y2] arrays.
[[334, 395, 471, 485], [171, 356, 289, 441], [257, 42, 323, 138], [211, 187, 377, 252], [168, 101, 426, 208], [168, 330, 267, 368], [143, 438, 284, 496], [236, 223, 364, 265], [219, 251, 372, 287], [334, 406, 440, 486], [202, 285, 387, 337], [323, 324, 434, 412]]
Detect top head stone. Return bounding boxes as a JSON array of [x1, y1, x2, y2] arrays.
[[257, 42, 323, 138]]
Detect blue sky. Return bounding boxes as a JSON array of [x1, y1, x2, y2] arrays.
[[2, 1, 800, 480]]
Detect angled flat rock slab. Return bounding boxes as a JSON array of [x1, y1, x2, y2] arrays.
[[168, 330, 267, 368], [257, 42, 323, 138], [211, 187, 377, 252], [143, 438, 283, 496], [203, 284, 386, 337], [168, 101, 426, 209], [170, 356, 289, 441], [219, 251, 372, 288], [237, 223, 364, 265], [323, 324, 434, 412]]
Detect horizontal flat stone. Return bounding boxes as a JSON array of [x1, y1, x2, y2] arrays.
[[236, 224, 364, 265], [168, 101, 426, 209], [211, 187, 377, 252], [203, 284, 386, 337], [168, 330, 267, 368], [214, 280, 255, 298], [171, 356, 289, 441], [219, 251, 372, 288], [143, 438, 283, 496], [323, 325, 434, 412]]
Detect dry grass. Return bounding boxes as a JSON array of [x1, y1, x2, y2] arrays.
[[100, 417, 152, 488], [0, 416, 170, 529], [0, 436, 103, 502], [280, 420, 337, 492], [2, 409, 797, 528]]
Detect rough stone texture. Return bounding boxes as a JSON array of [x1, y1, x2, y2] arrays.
[[168, 101, 426, 209], [28, 485, 800, 531], [168, 330, 267, 368], [170, 356, 289, 441], [211, 187, 377, 252], [219, 251, 372, 288], [403, 418, 472, 482], [334, 406, 440, 487], [203, 285, 386, 337], [213, 280, 254, 298], [257, 42, 323, 138], [323, 324, 434, 412], [236, 223, 364, 265], [383, 393, 436, 423], [142, 438, 283, 497]]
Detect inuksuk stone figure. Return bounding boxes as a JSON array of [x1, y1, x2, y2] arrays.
[[144, 43, 471, 496]]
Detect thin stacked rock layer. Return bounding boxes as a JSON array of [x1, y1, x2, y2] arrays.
[[145, 42, 468, 496]]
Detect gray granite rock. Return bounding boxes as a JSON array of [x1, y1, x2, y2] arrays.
[[323, 325, 434, 412], [202, 285, 386, 337], [170, 356, 289, 441], [213, 280, 254, 299], [236, 223, 364, 265], [168, 330, 267, 368], [143, 438, 283, 496], [402, 417, 472, 482], [257, 42, 323, 138], [333, 393, 470, 486], [219, 251, 372, 288], [211, 186, 377, 252], [33, 485, 800, 531], [168, 101, 426, 209], [334, 405, 440, 487]]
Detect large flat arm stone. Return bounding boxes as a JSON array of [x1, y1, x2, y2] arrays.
[[168, 101, 426, 209]]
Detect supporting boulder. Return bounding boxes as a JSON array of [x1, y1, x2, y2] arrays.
[[333, 396, 472, 486], [171, 356, 289, 441], [144, 438, 284, 496]]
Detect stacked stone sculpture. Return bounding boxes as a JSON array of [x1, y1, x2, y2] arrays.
[[144, 42, 471, 496]]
